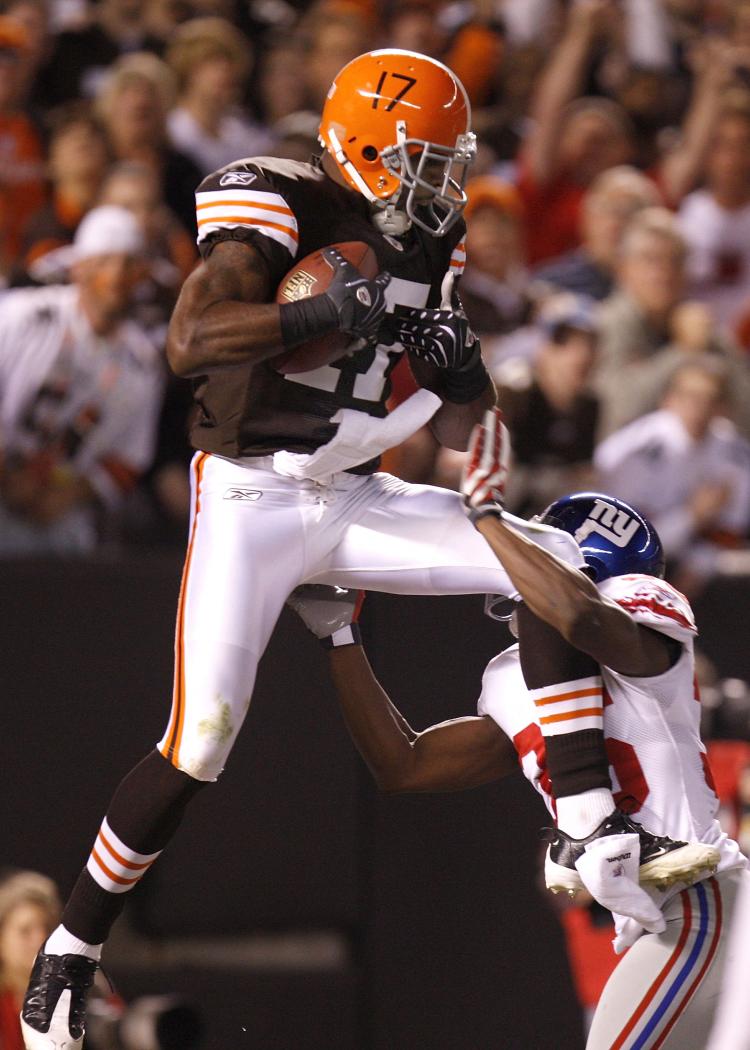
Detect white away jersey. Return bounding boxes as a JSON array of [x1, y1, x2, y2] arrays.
[[478, 574, 746, 884], [0, 284, 163, 505]]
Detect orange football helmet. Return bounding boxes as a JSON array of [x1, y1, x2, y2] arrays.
[[319, 49, 476, 237]]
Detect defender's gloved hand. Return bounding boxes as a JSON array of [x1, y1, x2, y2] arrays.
[[460, 407, 511, 526], [286, 584, 364, 648]]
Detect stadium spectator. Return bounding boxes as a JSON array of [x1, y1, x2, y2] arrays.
[[95, 51, 202, 235], [388, 1, 446, 58], [490, 295, 600, 516], [0, 205, 164, 555], [0, 871, 60, 1050], [165, 17, 273, 177], [516, 0, 738, 265], [459, 176, 529, 340], [679, 94, 750, 330], [594, 207, 750, 438], [299, 2, 374, 111], [97, 161, 195, 539], [3, 0, 53, 110], [98, 160, 196, 338], [433, 295, 599, 514], [36, 0, 163, 105], [18, 103, 109, 282], [534, 166, 661, 301], [0, 15, 46, 281], [595, 359, 750, 589], [516, 0, 637, 265], [255, 35, 310, 128]]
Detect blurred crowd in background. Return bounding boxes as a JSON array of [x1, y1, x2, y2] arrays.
[[3, 2, 750, 1043], [1, 0, 750, 591]]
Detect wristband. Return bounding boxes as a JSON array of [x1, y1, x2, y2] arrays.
[[467, 502, 504, 527], [279, 294, 338, 350], [440, 344, 492, 404], [322, 623, 363, 649]]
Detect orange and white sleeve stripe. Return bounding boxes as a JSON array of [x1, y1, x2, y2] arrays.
[[195, 188, 299, 256], [449, 240, 466, 275], [86, 817, 162, 895], [530, 675, 604, 737]]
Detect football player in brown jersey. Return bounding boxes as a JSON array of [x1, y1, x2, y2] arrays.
[[21, 51, 589, 1050]]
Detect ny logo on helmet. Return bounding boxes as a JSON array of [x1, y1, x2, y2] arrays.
[[574, 499, 641, 548]]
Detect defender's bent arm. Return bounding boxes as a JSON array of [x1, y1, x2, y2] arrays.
[[476, 516, 674, 677], [328, 644, 515, 792]]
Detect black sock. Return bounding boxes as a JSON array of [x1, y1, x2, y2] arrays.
[[516, 605, 611, 798], [62, 750, 207, 944]]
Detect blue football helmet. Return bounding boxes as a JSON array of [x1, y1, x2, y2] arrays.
[[537, 492, 665, 583]]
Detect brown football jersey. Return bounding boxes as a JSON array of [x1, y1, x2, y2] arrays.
[[189, 155, 465, 463]]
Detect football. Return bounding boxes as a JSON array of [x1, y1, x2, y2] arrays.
[[270, 241, 379, 374]]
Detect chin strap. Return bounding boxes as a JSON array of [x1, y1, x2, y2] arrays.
[[370, 202, 412, 236]]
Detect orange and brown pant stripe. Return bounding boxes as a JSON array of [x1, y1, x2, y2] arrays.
[[160, 451, 209, 770]]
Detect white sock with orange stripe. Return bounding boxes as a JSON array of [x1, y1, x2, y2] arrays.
[[531, 674, 615, 838], [45, 924, 102, 961], [531, 674, 605, 737], [86, 817, 162, 896]]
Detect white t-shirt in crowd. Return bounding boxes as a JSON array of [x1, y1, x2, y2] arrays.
[[678, 189, 750, 329], [168, 107, 275, 177], [594, 408, 750, 560], [0, 283, 164, 549]]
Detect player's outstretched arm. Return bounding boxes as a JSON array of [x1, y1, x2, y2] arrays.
[[287, 585, 515, 792], [462, 410, 675, 677], [329, 645, 516, 793]]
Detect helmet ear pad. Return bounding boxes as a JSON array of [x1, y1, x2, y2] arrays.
[[538, 492, 665, 583]]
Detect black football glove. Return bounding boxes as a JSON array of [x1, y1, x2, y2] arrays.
[[392, 304, 478, 369], [321, 247, 391, 343]]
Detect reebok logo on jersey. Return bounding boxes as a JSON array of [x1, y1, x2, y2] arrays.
[[575, 499, 641, 548], [219, 171, 257, 187], [224, 488, 262, 501]]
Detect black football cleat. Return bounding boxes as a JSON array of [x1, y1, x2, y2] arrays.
[[20, 950, 97, 1050], [544, 810, 720, 897]]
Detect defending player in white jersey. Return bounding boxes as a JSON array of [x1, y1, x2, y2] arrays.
[[288, 432, 747, 1049]]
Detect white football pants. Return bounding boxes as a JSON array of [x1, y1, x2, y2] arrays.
[[586, 867, 749, 1050], [157, 452, 577, 780]]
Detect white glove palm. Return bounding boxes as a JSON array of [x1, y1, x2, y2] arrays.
[[286, 585, 364, 648], [575, 832, 667, 953]]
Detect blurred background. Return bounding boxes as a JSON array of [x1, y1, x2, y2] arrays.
[[2, 0, 750, 1047]]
